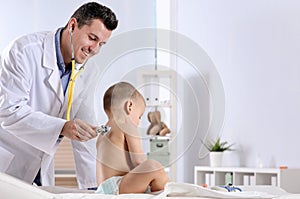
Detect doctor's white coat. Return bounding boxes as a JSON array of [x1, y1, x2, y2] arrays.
[[0, 30, 98, 188]]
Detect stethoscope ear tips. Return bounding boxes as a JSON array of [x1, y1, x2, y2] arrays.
[[69, 26, 75, 32]]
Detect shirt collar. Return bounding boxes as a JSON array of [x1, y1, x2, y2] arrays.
[[55, 28, 66, 73], [55, 28, 84, 72]]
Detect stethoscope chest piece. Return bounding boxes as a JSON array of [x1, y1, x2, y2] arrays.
[[96, 125, 111, 136]]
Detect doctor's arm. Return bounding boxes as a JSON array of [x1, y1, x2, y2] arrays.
[[0, 47, 66, 154]]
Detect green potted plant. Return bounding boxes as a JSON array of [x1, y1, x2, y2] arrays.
[[204, 137, 234, 152], [203, 137, 234, 167]]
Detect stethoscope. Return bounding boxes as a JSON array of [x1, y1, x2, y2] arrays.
[[65, 27, 111, 135], [66, 27, 84, 121]]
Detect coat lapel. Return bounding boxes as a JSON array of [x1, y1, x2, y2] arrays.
[[42, 31, 64, 106]]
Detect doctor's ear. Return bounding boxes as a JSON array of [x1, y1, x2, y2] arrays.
[[125, 100, 133, 115], [69, 26, 74, 32], [68, 18, 77, 32]]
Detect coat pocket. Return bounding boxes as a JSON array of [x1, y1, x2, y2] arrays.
[[0, 147, 14, 172]]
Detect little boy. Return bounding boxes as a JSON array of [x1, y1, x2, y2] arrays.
[[96, 82, 169, 194]]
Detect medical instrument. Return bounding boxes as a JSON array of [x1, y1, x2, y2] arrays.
[[66, 27, 84, 121], [219, 184, 242, 192], [210, 184, 242, 192], [96, 125, 111, 136]]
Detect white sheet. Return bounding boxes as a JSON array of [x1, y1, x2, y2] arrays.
[[0, 172, 299, 199], [47, 184, 297, 199], [158, 182, 286, 198]]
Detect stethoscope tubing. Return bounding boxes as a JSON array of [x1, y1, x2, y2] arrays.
[[66, 29, 84, 121]]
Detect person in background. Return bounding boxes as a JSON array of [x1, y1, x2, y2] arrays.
[[96, 82, 169, 194], [0, 2, 118, 189]]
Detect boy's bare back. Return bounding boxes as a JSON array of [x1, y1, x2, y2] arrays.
[[96, 126, 134, 183]]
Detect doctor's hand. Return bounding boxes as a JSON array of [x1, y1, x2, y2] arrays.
[[61, 119, 97, 141]]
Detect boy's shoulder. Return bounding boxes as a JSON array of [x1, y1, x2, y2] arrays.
[[98, 128, 126, 143]]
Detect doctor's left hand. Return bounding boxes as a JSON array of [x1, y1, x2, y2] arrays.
[[61, 119, 97, 141]]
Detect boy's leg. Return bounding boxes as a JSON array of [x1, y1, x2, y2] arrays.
[[119, 159, 169, 194]]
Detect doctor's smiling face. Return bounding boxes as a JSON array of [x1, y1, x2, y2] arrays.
[[60, 2, 118, 65], [69, 18, 112, 64]]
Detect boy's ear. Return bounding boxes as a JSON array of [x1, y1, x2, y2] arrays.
[[125, 100, 133, 115]]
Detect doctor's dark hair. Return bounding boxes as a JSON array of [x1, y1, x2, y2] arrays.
[[67, 2, 118, 31], [103, 82, 144, 115]]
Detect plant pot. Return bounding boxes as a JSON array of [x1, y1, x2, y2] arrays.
[[209, 152, 224, 167]]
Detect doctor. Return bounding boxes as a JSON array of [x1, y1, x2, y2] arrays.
[[0, 2, 118, 189]]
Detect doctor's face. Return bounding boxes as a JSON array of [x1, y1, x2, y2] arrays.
[[72, 19, 112, 64]]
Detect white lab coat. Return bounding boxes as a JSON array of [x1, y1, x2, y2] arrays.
[[0, 30, 97, 188]]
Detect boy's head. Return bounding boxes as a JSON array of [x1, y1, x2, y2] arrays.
[[103, 82, 145, 126]]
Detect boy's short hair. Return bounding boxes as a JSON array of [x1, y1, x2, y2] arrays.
[[103, 82, 143, 114]]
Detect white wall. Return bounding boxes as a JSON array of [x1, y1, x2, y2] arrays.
[[0, 0, 155, 50], [176, 0, 300, 182]]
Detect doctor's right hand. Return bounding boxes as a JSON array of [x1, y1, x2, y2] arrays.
[[60, 119, 97, 141]]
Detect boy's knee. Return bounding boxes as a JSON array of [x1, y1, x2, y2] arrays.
[[144, 159, 165, 172]]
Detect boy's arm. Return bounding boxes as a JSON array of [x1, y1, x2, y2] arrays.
[[96, 136, 102, 185], [125, 128, 147, 167]]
